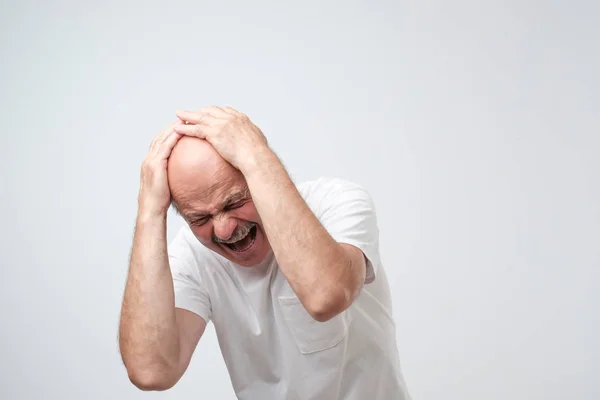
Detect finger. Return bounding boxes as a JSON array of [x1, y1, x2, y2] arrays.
[[175, 110, 208, 124], [149, 128, 171, 151], [150, 121, 182, 151], [221, 106, 240, 115], [172, 123, 207, 139], [176, 108, 221, 124], [196, 105, 229, 117], [155, 130, 183, 159], [215, 106, 239, 117], [158, 121, 184, 144]]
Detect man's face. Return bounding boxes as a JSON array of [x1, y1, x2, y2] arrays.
[[174, 174, 272, 267]]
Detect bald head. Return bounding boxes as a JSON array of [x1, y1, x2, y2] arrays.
[[168, 136, 239, 209], [169, 136, 223, 175]]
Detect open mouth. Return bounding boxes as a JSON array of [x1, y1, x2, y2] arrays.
[[224, 225, 257, 253]]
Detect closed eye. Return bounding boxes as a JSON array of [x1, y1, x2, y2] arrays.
[[224, 201, 245, 211], [190, 217, 210, 226]]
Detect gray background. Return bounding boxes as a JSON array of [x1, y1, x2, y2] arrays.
[[1, 0, 598, 399]]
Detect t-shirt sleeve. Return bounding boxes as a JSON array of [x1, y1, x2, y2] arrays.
[[313, 178, 382, 284], [168, 228, 212, 323]]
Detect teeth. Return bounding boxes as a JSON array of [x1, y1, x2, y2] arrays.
[[223, 228, 250, 244]]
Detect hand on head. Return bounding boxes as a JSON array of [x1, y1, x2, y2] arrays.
[[137, 120, 185, 217], [173, 106, 268, 172], [137, 106, 269, 219]]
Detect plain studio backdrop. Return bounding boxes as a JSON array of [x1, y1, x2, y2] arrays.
[[1, 0, 598, 399]]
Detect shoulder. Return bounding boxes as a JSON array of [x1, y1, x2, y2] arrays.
[[297, 176, 375, 214], [297, 176, 371, 200]]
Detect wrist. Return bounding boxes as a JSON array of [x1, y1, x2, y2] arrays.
[[137, 207, 168, 225], [239, 146, 280, 178]]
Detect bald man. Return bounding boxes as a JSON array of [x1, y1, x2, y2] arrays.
[[119, 107, 411, 399]]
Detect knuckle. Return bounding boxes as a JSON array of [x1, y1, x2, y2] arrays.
[[142, 158, 158, 171], [141, 161, 152, 173]]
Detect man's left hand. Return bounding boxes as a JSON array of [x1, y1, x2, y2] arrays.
[[173, 106, 270, 173]]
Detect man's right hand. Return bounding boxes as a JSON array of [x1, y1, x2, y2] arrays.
[[121, 120, 207, 391], [138, 121, 183, 217]]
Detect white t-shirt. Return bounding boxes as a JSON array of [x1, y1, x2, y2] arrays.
[[168, 177, 411, 400]]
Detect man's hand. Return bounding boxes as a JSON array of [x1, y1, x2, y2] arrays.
[[173, 106, 269, 174], [138, 121, 183, 217], [172, 106, 364, 322], [120, 120, 206, 391]]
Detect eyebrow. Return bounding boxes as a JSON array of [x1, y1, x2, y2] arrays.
[[223, 191, 248, 207], [184, 190, 249, 220]]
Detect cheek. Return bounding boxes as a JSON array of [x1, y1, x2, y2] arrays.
[[190, 224, 213, 242]]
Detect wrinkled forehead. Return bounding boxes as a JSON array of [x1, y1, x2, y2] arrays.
[[173, 176, 249, 214]]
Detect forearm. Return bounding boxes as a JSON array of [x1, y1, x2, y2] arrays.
[[119, 212, 180, 386], [242, 150, 353, 315]]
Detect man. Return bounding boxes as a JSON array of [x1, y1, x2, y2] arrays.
[[119, 106, 411, 399]]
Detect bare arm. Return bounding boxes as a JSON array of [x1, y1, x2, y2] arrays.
[[118, 122, 206, 390], [119, 213, 206, 390], [243, 150, 367, 322], [173, 107, 366, 322]]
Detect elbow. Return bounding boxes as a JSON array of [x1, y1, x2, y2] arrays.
[[126, 366, 177, 391], [306, 286, 354, 322], [306, 250, 365, 322]]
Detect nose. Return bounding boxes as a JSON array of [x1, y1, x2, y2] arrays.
[[212, 215, 238, 241]]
